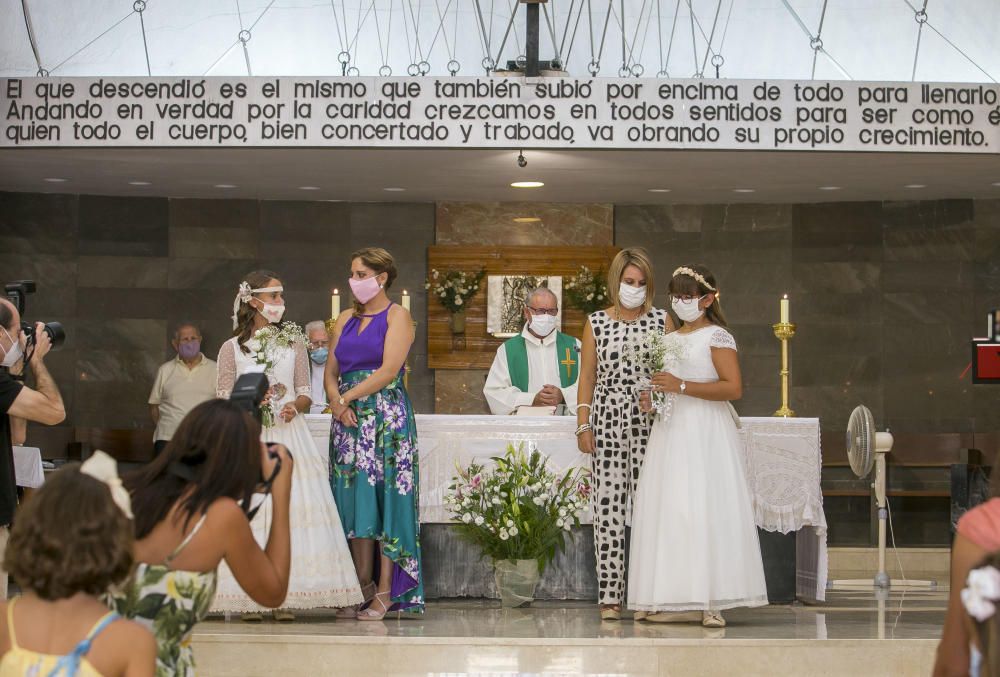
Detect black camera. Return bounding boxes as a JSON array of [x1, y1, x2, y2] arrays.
[[230, 371, 269, 426], [5, 280, 65, 353]]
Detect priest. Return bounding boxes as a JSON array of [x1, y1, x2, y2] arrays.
[[484, 287, 580, 415]]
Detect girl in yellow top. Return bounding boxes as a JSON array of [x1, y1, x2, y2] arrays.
[[0, 458, 155, 677]]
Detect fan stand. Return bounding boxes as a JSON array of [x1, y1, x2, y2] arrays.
[[831, 446, 936, 591]]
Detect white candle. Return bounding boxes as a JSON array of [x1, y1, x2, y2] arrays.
[[402, 289, 411, 311], [331, 289, 341, 319], [780, 294, 789, 324]]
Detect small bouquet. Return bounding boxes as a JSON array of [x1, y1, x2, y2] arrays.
[[625, 329, 688, 420], [446, 443, 592, 574], [425, 268, 486, 314], [251, 322, 307, 427], [564, 266, 608, 314]]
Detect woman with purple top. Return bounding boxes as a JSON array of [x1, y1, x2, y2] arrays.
[[326, 247, 423, 620]]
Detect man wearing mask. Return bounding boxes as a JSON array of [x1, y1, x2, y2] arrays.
[[484, 287, 580, 415], [305, 320, 330, 414], [148, 322, 217, 455]]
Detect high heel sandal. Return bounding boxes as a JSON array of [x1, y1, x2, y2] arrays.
[[357, 592, 397, 621], [336, 581, 376, 620], [600, 605, 622, 621]]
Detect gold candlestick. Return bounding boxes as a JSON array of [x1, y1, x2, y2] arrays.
[[773, 322, 796, 417]]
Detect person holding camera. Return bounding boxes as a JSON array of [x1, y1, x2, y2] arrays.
[[109, 399, 292, 676], [0, 297, 65, 598], [213, 271, 361, 621]]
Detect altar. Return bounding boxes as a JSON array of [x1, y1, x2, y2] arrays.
[[306, 413, 826, 603]]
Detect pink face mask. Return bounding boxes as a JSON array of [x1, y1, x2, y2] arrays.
[[349, 276, 382, 304]]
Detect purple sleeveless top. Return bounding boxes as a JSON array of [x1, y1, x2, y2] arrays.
[[335, 303, 393, 374]]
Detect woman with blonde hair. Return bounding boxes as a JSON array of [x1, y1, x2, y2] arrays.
[[575, 247, 673, 620], [327, 247, 424, 619]]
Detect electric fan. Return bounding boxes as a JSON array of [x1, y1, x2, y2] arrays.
[[830, 405, 934, 590]]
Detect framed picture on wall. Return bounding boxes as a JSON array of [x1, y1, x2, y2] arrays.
[[486, 275, 562, 337]]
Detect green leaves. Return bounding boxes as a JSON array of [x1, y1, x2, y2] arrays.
[[447, 442, 592, 574]]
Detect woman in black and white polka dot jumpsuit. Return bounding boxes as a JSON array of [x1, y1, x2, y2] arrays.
[[576, 248, 672, 620]]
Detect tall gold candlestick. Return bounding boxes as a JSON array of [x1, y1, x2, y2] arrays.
[[773, 322, 796, 417]]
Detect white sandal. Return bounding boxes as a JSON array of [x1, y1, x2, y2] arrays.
[[702, 611, 726, 628]]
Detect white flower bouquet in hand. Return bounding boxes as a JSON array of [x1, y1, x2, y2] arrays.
[[625, 330, 687, 419]]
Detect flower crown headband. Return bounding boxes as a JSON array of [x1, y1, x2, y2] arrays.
[[231, 281, 285, 330], [964, 565, 1000, 622], [671, 267, 717, 293]]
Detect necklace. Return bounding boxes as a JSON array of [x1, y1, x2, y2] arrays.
[[613, 306, 641, 323]]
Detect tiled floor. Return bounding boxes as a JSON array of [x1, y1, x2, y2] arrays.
[[192, 586, 948, 676]]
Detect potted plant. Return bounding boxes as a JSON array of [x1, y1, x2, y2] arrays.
[[447, 443, 592, 607], [564, 265, 609, 314], [425, 268, 486, 334]]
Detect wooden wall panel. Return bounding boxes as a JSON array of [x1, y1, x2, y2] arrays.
[[427, 245, 619, 369]]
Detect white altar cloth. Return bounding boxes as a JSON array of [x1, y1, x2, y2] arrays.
[[305, 413, 827, 602], [12, 446, 44, 488]]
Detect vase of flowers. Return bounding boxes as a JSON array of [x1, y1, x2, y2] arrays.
[[447, 443, 592, 607], [425, 268, 485, 335], [250, 322, 307, 428], [564, 265, 609, 314]]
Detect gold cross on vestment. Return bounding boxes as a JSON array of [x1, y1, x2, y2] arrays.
[[561, 347, 576, 378]]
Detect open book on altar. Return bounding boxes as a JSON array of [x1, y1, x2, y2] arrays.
[[514, 406, 558, 416]]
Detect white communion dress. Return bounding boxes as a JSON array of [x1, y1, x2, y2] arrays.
[[211, 333, 362, 613], [627, 325, 768, 613]]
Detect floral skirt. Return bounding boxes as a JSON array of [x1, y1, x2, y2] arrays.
[[330, 369, 424, 612]]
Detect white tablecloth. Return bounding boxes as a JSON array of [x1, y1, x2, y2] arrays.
[[12, 446, 45, 488], [305, 412, 827, 601]]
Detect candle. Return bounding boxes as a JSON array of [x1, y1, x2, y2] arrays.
[[401, 289, 411, 311], [780, 294, 789, 324], [331, 289, 341, 319]]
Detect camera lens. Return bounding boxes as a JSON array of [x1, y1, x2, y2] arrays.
[[22, 321, 66, 350]]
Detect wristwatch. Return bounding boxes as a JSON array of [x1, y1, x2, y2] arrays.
[[679, 381, 687, 394]]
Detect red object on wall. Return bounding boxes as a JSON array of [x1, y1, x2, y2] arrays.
[[973, 341, 1000, 383]]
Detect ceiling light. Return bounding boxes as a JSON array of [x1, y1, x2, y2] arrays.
[[904, 184, 926, 189], [647, 188, 671, 193], [818, 186, 841, 191], [214, 184, 237, 189], [43, 177, 68, 183], [511, 181, 544, 188], [991, 182, 1000, 187], [298, 185, 320, 191], [128, 180, 152, 186], [732, 188, 755, 193], [383, 187, 406, 192], [513, 217, 541, 223]]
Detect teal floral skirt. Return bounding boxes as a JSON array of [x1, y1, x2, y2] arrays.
[[330, 369, 423, 612]]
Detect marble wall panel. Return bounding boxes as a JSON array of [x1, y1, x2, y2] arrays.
[[792, 202, 883, 262], [435, 369, 490, 414], [437, 202, 613, 246], [78, 195, 169, 257], [78, 255, 169, 289], [0, 192, 77, 256]]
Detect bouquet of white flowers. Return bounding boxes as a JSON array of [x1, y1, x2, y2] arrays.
[[424, 268, 485, 314], [624, 329, 688, 419], [251, 322, 307, 428]]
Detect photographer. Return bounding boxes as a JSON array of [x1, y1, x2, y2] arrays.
[[0, 297, 65, 598]]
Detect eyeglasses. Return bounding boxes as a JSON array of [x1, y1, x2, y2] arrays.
[[670, 294, 706, 303], [526, 306, 558, 316], [308, 341, 330, 350]]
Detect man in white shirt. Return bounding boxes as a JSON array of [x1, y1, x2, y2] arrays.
[[484, 287, 580, 415], [305, 320, 330, 414], [149, 322, 217, 454]]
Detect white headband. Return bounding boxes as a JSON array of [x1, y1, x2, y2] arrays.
[[231, 282, 284, 329], [80, 450, 133, 519], [671, 267, 717, 292]]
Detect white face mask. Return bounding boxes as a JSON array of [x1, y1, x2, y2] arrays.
[[528, 313, 557, 338], [1, 326, 22, 368], [672, 295, 707, 322], [618, 283, 647, 310], [257, 300, 286, 324]]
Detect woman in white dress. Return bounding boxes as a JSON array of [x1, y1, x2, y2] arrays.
[[628, 264, 767, 628], [212, 270, 362, 620]]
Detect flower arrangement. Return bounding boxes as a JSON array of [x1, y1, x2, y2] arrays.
[[625, 329, 688, 418], [963, 565, 1000, 622], [563, 266, 609, 314], [447, 443, 592, 574], [424, 268, 486, 314], [251, 322, 307, 428]]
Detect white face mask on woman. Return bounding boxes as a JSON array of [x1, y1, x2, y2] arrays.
[[257, 300, 286, 324], [671, 295, 707, 322], [618, 283, 647, 310]]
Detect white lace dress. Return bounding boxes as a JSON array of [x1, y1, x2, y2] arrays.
[[211, 334, 362, 613], [627, 326, 768, 613]]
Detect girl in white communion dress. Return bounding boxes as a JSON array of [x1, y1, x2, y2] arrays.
[[627, 265, 767, 628]]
